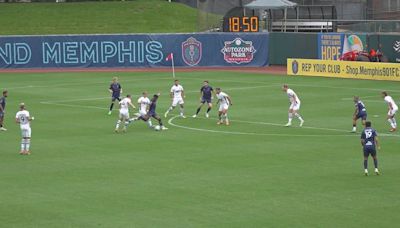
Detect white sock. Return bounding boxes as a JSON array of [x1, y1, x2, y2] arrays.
[[180, 107, 184, 116], [288, 113, 293, 123], [26, 139, 30, 151], [388, 119, 395, 128], [116, 120, 121, 129], [225, 114, 229, 122], [295, 113, 304, 121], [147, 120, 153, 127], [352, 126, 356, 131], [392, 118, 397, 128], [21, 139, 25, 151]]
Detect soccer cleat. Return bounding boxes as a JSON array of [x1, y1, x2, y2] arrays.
[[225, 121, 230, 126], [364, 170, 369, 176], [217, 121, 222, 125], [161, 126, 168, 130], [300, 120, 304, 127], [192, 114, 197, 118], [375, 168, 380, 175], [205, 113, 209, 118], [122, 127, 127, 133], [19, 151, 25, 155], [180, 114, 186, 118], [284, 122, 292, 127], [108, 111, 112, 115], [0, 127, 7, 131], [114, 128, 119, 133], [25, 151, 31, 155], [389, 128, 397, 132]]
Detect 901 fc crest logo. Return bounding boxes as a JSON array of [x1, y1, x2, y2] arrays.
[[292, 60, 299, 74], [221, 38, 256, 64], [182, 37, 202, 66]]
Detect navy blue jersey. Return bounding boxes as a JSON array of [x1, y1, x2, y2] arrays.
[[201, 86, 213, 99], [0, 96, 6, 111], [148, 101, 157, 114], [361, 127, 377, 147], [109, 83, 122, 97], [355, 100, 367, 114]]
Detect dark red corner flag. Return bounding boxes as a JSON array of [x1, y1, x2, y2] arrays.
[[165, 53, 174, 61]]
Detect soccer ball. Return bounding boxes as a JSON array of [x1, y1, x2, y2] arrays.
[[154, 125, 161, 131]]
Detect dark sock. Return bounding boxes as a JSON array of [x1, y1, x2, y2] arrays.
[[109, 103, 114, 111], [364, 160, 368, 169], [207, 107, 211, 113], [373, 159, 378, 169], [353, 124, 356, 127], [0, 124, 2, 127], [158, 120, 163, 126], [196, 107, 201, 115]]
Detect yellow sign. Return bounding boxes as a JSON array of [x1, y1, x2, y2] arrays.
[[287, 58, 400, 81]]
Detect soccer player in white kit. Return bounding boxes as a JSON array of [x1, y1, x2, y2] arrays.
[[216, 88, 232, 125], [164, 80, 185, 118], [134, 91, 153, 128], [382, 91, 398, 132], [115, 94, 136, 133], [282, 84, 304, 127], [15, 103, 34, 155]]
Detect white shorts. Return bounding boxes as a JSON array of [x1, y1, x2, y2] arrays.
[[139, 110, 147, 116], [219, 103, 229, 112], [21, 127, 31, 138], [289, 103, 300, 111], [119, 110, 129, 119], [172, 97, 184, 107], [388, 108, 398, 116]]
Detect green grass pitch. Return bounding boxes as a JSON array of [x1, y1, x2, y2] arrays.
[[1, 71, 399, 227]]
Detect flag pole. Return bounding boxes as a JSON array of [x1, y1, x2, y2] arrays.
[[171, 53, 175, 78]]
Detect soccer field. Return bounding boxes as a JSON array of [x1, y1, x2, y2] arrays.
[[1, 71, 399, 227]]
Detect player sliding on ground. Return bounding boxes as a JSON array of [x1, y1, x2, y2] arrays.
[[352, 96, 367, 133], [108, 77, 122, 115], [361, 121, 380, 176], [15, 103, 34, 155], [215, 88, 232, 126], [382, 91, 398, 132], [137, 94, 168, 130], [193, 80, 214, 118], [282, 84, 304, 127], [115, 94, 136, 133], [164, 80, 185, 118]]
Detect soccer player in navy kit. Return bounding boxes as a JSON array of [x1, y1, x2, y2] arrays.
[[193, 81, 214, 118], [108, 77, 123, 115], [361, 121, 380, 176], [0, 90, 8, 131], [137, 94, 168, 130], [352, 96, 367, 132]]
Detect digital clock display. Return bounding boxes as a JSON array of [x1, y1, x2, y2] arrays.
[[225, 16, 259, 32]]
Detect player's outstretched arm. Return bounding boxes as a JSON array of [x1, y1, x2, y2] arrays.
[[227, 96, 233, 105]]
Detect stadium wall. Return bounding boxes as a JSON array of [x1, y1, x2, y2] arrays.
[[0, 33, 269, 69]]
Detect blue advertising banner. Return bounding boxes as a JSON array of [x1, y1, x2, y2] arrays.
[[0, 33, 269, 69], [318, 33, 367, 60]]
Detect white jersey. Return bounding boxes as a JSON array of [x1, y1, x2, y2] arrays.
[[217, 92, 230, 105], [137, 96, 150, 112], [170, 85, 184, 99], [384, 96, 398, 110], [119, 97, 132, 113], [287, 88, 300, 104], [16, 110, 30, 129]]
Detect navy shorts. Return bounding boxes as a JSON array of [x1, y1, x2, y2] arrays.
[[356, 112, 367, 120], [201, 98, 212, 104], [363, 146, 376, 157], [111, 96, 121, 102]]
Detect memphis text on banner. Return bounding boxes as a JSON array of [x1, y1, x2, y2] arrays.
[[287, 58, 400, 81]]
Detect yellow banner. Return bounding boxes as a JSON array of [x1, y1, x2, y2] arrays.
[[287, 58, 400, 81]]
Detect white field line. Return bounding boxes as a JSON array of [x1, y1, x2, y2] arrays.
[[168, 116, 355, 137], [39, 102, 108, 110], [170, 116, 400, 138]]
